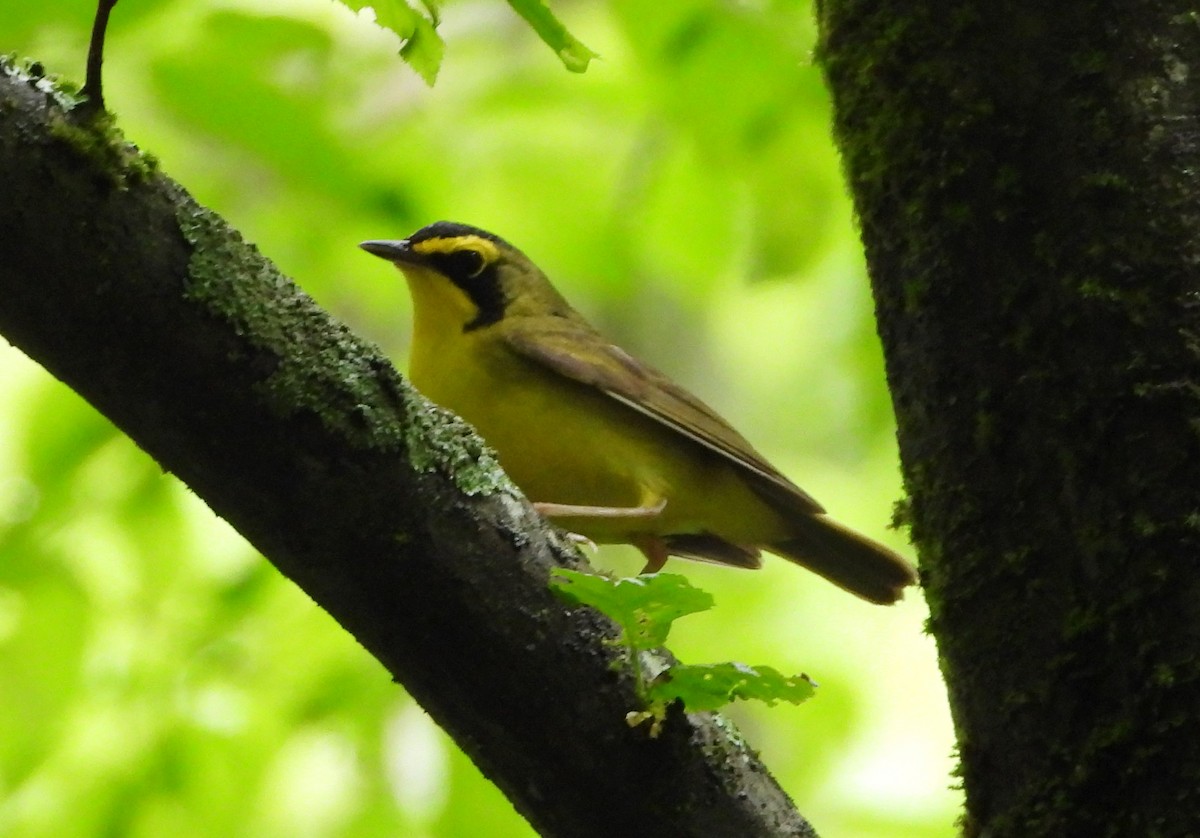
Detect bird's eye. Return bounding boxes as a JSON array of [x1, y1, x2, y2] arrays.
[[444, 249, 487, 280]]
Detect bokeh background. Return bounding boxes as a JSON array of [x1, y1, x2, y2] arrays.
[[0, 1, 960, 835]]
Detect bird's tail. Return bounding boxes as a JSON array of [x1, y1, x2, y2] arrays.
[[771, 515, 917, 605]]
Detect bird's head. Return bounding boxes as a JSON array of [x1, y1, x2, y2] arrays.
[[361, 221, 569, 332]]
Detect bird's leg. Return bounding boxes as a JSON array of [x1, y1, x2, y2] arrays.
[[632, 536, 671, 574], [532, 499, 667, 520], [532, 500, 669, 567], [561, 532, 598, 553]]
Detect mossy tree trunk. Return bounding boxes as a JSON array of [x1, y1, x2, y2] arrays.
[[818, 2, 1200, 834]]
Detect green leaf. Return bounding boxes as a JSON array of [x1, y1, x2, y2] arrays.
[[549, 569, 712, 650], [506, 0, 599, 72], [551, 570, 815, 735], [339, 0, 444, 85], [398, 14, 444, 86], [648, 663, 817, 713]]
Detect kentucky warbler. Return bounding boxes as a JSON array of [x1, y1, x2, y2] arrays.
[[361, 222, 917, 604]]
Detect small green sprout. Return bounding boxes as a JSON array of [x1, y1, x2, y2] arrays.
[[550, 568, 816, 735]]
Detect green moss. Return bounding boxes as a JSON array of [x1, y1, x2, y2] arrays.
[[0, 56, 155, 185], [401, 397, 512, 496], [1131, 512, 1159, 536], [1152, 663, 1175, 687], [44, 97, 156, 187]]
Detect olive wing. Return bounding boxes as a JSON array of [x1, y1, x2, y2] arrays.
[[502, 316, 825, 515]]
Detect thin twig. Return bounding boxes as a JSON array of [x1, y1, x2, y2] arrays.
[[81, 0, 119, 114]]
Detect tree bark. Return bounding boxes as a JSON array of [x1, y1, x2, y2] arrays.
[[818, 2, 1200, 834], [0, 61, 816, 838]]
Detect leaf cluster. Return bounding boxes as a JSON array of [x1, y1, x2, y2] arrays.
[[348, 0, 596, 84], [550, 569, 816, 735]]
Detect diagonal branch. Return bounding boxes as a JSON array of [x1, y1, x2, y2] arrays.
[[0, 61, 815, 838]]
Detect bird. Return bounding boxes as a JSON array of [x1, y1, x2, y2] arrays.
[[360, 221, 917, 604]]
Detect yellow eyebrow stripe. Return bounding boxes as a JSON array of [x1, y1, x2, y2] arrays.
[[411, 235, 501, 266]]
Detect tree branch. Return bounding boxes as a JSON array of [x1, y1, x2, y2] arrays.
[[0, 61, 815, 838]]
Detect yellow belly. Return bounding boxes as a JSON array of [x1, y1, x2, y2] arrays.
[[410, 330, 786, 547]]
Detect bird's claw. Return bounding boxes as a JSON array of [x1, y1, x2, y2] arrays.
[[562, 531, 598, 553]]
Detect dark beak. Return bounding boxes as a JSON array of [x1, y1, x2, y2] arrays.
[[359, 239, 418, 263]]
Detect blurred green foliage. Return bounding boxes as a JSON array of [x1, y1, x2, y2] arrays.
[[0, 1, 959, 835]]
